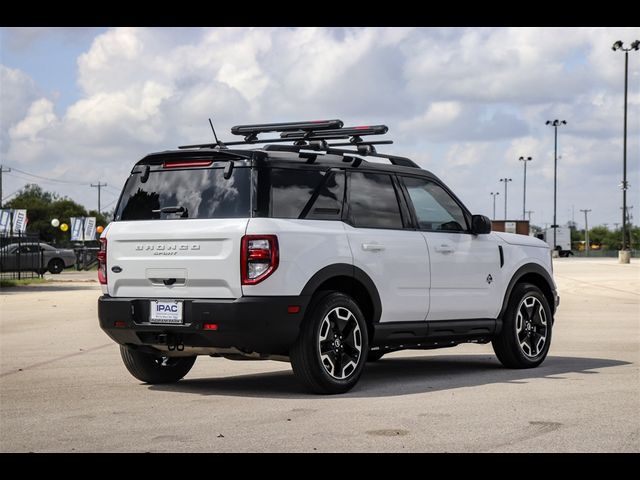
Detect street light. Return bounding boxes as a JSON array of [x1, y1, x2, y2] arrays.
[[612, 39, 639, 263], [519, 156, 532, 220], [490, 192, 500, 220], [581, 209, 592, 257], [545, 119, 567, 254], [499, 178, 512, 220]]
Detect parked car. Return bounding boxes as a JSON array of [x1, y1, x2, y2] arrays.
[[98, 119, 558, 394], [0, 242, 76, 274]]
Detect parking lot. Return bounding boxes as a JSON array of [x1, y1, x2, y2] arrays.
[[1, 258, 638, 452]]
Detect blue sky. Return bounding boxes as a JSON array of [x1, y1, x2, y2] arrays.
[[1, 27, 638, 228]]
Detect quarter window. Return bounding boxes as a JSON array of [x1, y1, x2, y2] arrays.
[[264, 168, 345, 220], [348, 172, 403, 229]]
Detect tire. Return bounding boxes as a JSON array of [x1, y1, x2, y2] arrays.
[[48, 258, 65, 274], [492, 283, 553, 369], [367, 350, 385, 362], [119, 345, 196, 384], [290, 292, 369, 394]]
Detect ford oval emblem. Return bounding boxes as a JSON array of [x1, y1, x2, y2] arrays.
[[111, 266, 123, 273]]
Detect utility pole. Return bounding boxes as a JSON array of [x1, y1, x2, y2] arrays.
[[490, 192, 500, 220], [90, 182, 108, 215], [499, 178, 512, 220], [519, 156, 532, 220], [0, 165, 11, 209], [526, 210, 534, 222], [581, 209, 592, 257]]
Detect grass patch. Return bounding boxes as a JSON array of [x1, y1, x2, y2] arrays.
[[0, 277, 48, 288]]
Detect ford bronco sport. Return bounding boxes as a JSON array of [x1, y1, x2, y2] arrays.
[[98, 119, 558, 394]]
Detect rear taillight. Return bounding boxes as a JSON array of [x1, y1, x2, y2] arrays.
[[98, 238, 107, 285], [241, 235, 278, 285]]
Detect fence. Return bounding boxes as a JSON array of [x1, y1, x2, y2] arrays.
[[0, 234, 44, 280], [571, 249, 638, 258], [74, 246, 99, 271]]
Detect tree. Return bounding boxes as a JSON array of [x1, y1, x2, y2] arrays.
[[5, 184, 109, 246], [588, 226, 609, 247]]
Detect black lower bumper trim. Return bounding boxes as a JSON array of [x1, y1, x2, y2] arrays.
[[98, 295, 309, 356]]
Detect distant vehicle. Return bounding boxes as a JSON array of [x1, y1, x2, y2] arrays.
[[0, 242, 76, 274], [537, 227, 573, 257]]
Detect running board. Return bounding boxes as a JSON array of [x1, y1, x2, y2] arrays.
[[371, 319, 499, 350]]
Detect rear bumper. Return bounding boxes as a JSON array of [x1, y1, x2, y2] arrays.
[[98, 295, 310, 356]]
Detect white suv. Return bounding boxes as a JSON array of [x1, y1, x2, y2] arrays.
[[98, 120, 558, 394]]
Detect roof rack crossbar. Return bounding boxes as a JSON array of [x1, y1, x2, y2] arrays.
[[178, 137, 318, 149], [261, 144, 419, 168]]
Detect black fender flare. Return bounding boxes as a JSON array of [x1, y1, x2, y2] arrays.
[[300, 263, 382, 323], [499, 263, 557, 319]]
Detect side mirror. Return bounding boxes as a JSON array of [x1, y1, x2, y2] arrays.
[[471, 214, 492, 235]]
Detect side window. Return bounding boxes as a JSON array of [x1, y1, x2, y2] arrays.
[[268, 168, 344, 220], [402, 176, 469, 232], [348, 172, 403, 229]]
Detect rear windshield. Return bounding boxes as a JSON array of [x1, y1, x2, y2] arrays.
[[115, 166, 251, 221]]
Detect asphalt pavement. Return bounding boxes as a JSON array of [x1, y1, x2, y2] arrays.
[[1, 258, 638, 452]]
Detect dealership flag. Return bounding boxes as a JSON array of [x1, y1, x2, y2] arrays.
[[0, 210, 10, 234], [12, 209, 28, 234], [70, 217, 83, 241], [84, 217, 96, 241], [71, 216, 96, 241]]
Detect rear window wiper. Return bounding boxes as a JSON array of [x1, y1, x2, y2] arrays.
[[152, 206, 189, 218]]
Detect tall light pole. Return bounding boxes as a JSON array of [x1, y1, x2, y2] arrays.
[[581, 209, 591, 257], [519, 156, 532, 220], [499, 178, 512, 220], [490, 192, 500, 220], [612, 40, 639, 262], [545, 119, 567, 254]]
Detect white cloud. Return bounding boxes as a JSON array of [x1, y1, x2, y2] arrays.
[[0, 65, 40, 151], [1, 27, 638, 227], [9, 98, 57, 141]]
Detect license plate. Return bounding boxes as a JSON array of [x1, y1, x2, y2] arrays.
[[149, 300, 183, 324]]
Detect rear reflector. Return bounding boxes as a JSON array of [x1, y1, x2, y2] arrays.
[[114, 321, 126, 328], [203, 323, 219, 331], [287, 305, 301, 314], [163, 160, 213, 168]]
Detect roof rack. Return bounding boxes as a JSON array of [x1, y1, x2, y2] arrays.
[[177, 119, 420, 168]]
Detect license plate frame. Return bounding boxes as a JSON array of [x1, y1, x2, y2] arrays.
[[149, 300, 184, 325]]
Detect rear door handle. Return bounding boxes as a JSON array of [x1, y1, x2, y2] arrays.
[[362, 243, 385, 252], [434, 244, 454, 253]]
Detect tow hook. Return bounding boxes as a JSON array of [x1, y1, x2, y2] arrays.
[[158, 333, 184, 351], [167, 341, 184, 351]]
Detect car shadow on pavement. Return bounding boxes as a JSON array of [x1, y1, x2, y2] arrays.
[[149, 354, 630, 399]]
